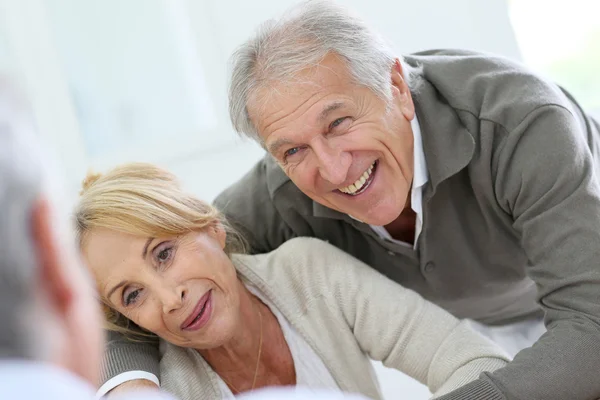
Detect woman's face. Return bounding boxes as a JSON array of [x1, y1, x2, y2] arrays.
[[83, 227, 242, 349]]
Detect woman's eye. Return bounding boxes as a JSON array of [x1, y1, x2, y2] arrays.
[[123, 289, 141, 307], [157, 247, 172, 262]]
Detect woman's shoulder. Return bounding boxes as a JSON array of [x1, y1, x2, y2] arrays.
[[159, 342, 217, 399], [232, 238, 359, 330], [276, 236, 342, 254], [236, 237, 349, 272], [233, 237, 363, 296]]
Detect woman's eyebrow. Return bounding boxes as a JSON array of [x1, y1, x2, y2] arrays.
[[142, 237, 154, 258], [107, 280, 127, 301]]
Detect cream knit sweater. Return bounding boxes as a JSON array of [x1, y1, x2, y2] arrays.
[[160, 238, 509, 400]]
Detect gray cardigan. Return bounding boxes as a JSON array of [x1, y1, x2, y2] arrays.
[[158, 238, 508, 400], [103, 49, 600, 399]]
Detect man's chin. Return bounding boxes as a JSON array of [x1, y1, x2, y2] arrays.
[[346, 204, 403, 226], [315, 195, 401, 226]]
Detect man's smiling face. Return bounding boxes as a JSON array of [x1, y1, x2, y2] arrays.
[[249, 54, 416, 225]]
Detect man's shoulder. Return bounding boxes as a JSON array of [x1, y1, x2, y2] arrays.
[[214, 154, 316, 252], [0, 361, 96, 400], [407, 49, 572, 131], [215, 154, 296, 209], [113, 390, 177, 400]]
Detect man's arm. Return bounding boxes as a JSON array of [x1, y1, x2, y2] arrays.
[[440, 105, 600, 399]]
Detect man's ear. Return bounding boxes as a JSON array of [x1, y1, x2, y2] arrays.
[[390, 58, 415, 120], [30, 197, 73, 314]]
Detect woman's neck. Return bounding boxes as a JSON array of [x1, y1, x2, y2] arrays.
[[198, 280, 295, 392], [199, 280, 262, 365]]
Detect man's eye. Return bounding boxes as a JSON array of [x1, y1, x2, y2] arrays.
[[285, 147, 301, 157], [330, 117, 349, 130]]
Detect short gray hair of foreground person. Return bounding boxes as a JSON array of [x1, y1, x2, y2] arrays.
[[0, 81, 47, 359], [238, 387, 372, 400]]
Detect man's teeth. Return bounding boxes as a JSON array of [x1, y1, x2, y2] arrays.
[[340, 163, 374, 194]]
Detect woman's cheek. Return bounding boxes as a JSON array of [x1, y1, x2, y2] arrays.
[[131, 308, 158, 333]]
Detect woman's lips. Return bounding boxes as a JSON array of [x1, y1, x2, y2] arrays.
[[181, 290, 213, 331]]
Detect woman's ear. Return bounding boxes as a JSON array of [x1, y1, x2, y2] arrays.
[[209, 223, 227, 249]]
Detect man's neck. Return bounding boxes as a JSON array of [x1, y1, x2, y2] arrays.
[[384, 207, 417, 245]]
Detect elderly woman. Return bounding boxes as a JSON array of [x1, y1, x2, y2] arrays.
[[75, 163, 509, 400]]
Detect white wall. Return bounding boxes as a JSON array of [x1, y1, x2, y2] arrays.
[[0, 1, 521, 398], [175, 0, 522, 204], [0, 0, 521, 201]]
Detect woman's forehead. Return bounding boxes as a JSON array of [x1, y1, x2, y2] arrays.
[[83, 229, 147, 270]]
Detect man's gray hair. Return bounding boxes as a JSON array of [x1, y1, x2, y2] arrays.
[[0, 79, 44, 359], [229, 0, 418, 141]]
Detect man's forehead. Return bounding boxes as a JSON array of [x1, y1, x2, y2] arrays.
[[248, 55, 355, 130], [251, 90, 355, 148]]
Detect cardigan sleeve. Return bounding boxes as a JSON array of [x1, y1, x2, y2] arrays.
[[297, 238, 510, 397], [99, 330, 161, 393]]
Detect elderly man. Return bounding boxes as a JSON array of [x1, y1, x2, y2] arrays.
[[0, 82, 177, 400], [103, 1, 600, 399]]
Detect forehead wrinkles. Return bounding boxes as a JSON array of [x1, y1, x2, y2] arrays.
[[265, 92, 332, 137], [249, 79, 323, 133], [249, 60, 351, 135]]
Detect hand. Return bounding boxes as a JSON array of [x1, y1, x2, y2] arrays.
[[107, 379, 160, 397]]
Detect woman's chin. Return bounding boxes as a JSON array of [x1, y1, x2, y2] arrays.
[[180, 319, 237, 350]]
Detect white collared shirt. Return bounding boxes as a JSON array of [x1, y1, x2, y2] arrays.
[[1, 360, 96, 400], [0, 360, 174, 400], [369, 116, 429, 249]]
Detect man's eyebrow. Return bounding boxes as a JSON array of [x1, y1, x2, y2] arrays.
[[268, 138, 295, 155], [267, 101, 346, 155], [318, 101, 345, 123]]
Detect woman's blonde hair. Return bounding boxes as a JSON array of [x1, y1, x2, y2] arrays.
[[74, 162, 246, 339]]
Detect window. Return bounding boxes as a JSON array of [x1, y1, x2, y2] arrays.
[[45, 0, 217, 159], [508, 0, 600, 116]]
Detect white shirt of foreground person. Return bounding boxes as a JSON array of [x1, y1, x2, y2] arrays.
[[0, 360, 176, 400], [238, 387, 371, 400]]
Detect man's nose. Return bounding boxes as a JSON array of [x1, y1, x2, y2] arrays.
[[313, 140, 351, 186]]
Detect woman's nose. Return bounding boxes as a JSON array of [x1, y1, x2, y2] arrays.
[[161, 285, 186, 315]]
